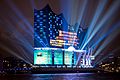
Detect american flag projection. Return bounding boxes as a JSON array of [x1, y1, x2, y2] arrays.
[[50, 30, 79, 47]]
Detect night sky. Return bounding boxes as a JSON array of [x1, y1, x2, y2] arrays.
[[0, 0, 120, 64]]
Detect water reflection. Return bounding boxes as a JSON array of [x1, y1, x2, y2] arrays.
[[31, 73, 93, 80], [0, 73, 119, 80]]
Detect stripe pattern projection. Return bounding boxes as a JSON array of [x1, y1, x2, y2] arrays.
[[50, 30, 78, 47]]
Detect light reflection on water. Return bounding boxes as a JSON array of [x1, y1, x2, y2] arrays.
[[0, 73, 119, 80], [31, 73, 94, 80]]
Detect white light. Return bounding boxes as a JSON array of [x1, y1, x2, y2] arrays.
[[68, 46, 75, 51]]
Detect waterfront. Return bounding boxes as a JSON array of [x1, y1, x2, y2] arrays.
[[0, 73, 120, 80]]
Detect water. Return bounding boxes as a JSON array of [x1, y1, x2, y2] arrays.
[[0, 73, 120, 80]]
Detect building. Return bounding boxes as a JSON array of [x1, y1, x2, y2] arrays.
[[34, 5, 93, 68]]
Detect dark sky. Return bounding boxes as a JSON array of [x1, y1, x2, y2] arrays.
[[0, 0, 120, 63]]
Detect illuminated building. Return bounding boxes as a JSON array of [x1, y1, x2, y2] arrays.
[[34, 5, 68, 48], [34, 5, 94, 68]]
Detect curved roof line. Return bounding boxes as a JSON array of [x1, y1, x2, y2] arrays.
[[34, 4, 69, 25], [35, 4, 62, 15]]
